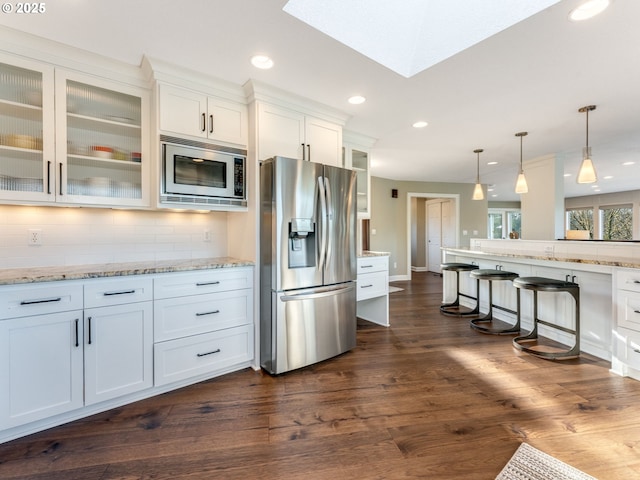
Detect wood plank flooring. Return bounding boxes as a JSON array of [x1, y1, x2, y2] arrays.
[[1, 272, 640, 479]]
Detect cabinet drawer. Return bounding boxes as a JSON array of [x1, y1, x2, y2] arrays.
[[154, 325, 253, 386], [357, 272, 387, 301], [616, 268, 640, 293], [84, 276, 153, 308], [154, 289, 252, 342], [621, 327, 640, 371], [153, 268, 252, 299], [616, 289, 640, 332], [357, 256, 388, 275], [0, 282, 83, 320]]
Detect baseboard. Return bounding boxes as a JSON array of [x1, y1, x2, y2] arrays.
[[389, 274, 410, 282], [411, 266, 429, 272]]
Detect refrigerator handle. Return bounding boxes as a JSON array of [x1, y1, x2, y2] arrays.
[[324, 176, 333, 267], [280, 283, 355, 302], [317, 176, 328, 269]]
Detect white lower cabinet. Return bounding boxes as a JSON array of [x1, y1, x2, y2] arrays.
[[356, 255, 389, 326], [153, 267, 254, 386], [0, 265, 254, 443], [0, 311, 84, 429]]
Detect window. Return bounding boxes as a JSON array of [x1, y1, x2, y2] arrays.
[[600, 205, 632, 240], [566, 208, 593, 239], [488, 209, 521, 239]]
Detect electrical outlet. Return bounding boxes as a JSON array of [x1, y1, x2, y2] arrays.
[[203, 229, 211, 242], [28, 228, 42, 246], [393, 262, 397, 269]]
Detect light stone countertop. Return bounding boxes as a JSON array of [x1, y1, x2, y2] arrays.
[[0, 257, 254, 286], [443, 246, 640, 269], [358, 251, 390, 258]]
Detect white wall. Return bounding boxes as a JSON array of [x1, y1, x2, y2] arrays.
[[0, 205, 228, 268]]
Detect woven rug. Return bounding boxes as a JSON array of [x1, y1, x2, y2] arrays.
[[496, 443, 597, 480]]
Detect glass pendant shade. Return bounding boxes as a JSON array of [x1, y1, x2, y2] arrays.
[[472, 182, 484, 200], [577, 147, 597, 183], [472, 148, 484, 200], [515, 172, 528, 193]]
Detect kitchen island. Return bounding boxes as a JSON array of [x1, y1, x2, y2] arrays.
[[357, 251, 390, 326], [442, 239, 640, 382]]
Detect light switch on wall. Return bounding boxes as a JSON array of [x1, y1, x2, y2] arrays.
[[371, 228, 377, 235]]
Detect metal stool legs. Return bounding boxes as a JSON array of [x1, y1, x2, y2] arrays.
[[440, 268, 480, 317]]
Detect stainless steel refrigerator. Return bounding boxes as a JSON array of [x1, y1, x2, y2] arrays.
[[260, 156, 357, 374]]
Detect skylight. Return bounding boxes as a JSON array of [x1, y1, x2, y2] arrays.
[[283, 0, 561, 78]]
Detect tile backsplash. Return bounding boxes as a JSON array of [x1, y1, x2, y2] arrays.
[[0, 205, 228, 268]]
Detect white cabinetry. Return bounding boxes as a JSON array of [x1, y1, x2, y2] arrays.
[[356, 255, 389, 326], [343, 131, 376, 218], [0, 282, 84, 429], [256, 102, 342, 165], [613, 268, 640, 380], [83, 277, 153, 405], [153, 268, 253, 386], [158, 83, 247, 147]]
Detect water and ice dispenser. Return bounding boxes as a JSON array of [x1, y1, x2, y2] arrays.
[[288, 218, 316, 268]]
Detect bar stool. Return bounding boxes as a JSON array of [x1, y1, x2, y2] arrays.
[[469, 268, 520, 335], [440, 262, 479, 316], [512, 276, 580, 360]]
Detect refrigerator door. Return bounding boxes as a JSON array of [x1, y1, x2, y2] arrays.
[[263, 282, 356, 374], [269, 157, 324, 291], [322, 164, 357, 285]]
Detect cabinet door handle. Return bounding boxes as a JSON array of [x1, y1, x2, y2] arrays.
[[209, 114, 214, 133], [307, 144, 311, 162], [634, 310, 640, 314], [59, 163, 63, 195], [201, 113, 206, 132], [20, 297, 62, 305], [75, 319, 79, 347], [301, 143, 306, 161], [87, 316, 92, 345], [195, 310, 220, 317], [46, 160, 52, 194], [196, 281, 220, 286], [633, 280, 640, 284], [197, 348, 221, 357], [103, 290, 136, 296]]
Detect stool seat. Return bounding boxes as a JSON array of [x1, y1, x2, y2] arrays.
[[440, 263, 479, 316], [469, 269, 520, 334], [512, 276, 580, 360], [513, 276, 579, 291]]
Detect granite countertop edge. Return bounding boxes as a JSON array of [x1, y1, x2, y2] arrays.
[[358, 251, 390, 258], [442, 247, 640, 269], [0, 257, 254, 286]]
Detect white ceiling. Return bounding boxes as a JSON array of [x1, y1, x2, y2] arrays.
[[2, 0, 639, 201]]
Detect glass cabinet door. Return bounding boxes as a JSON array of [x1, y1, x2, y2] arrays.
[[0, 58, 55, 201], [351, 148, 369, 216], [56, 71, 148, 207]]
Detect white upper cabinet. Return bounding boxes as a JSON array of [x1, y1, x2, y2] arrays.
[[343, 131, 376, 218], [158, 83, 247, 147], [55, 70, 150, 208], [256, 101, 342, 166], [0, 55, 55, 203], [0, 52, 151, 208]]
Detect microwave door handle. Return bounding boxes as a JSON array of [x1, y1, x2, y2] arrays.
[[317, 176, 327, 270]]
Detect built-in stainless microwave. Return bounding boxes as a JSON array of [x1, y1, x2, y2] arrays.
[[160, 136, 247, 207]]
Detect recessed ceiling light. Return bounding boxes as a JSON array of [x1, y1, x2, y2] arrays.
[[487, 161, 498, 165], [590, 184, 599, 188], [564, 173, 571, 177], [250, 55, 274, 69], [348, 95, 366, 105], [603, 175, 613, 180], [491, 194, 499, 198], [622, 161, 636, 166], [569, 0, 610, 21], [412, 121, 428, 128]]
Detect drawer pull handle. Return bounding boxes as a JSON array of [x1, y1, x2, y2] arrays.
[[196, 310, 220, 317], [197, 348, 221, 357], [20, 297, 62, 305], [634, 349, 640, 354], [634, 310, 640, 314], [361, 265, 374, 268], [361, 284, 373, 288], [103, 290, 136, 296], [196, 281, 221, 286]]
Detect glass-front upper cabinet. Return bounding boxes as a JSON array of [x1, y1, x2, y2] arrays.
[[56, 70, 149, 207], [343, 131, 375, 219], [0, 57, 55, 202]]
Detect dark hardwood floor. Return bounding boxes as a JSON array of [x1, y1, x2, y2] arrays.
[[1, 272, 640, 479]]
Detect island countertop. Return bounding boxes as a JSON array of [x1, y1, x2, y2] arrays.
[[358, 250, 390, 258], [0, 257, 254, 286]]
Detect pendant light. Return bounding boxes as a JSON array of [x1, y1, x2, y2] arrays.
[[577, 105, 597, 184], [472, 149, 484, 200], [514, 132, 528, 194]]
